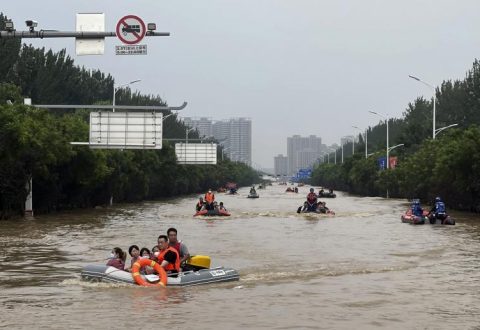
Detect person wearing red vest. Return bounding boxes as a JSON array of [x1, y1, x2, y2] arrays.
[[156, 235, 180, 274], [204, 189, 215, 210], [167, 227, 190, 265]]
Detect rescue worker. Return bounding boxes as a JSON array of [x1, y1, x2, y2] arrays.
[[430, 197, 447, 222], [411, 199, 424, 217], [156, 235, 180, 274], [306, 188, 318, 212], [204, 189, 215, 210], [167, 227, 190, 266]]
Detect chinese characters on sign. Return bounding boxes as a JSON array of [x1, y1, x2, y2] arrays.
[[115, 44, 147, 55]]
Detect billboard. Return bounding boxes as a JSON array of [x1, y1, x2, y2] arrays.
[[175, 143, 217, 165], [89, 111, 163, 149], [378, 156, 398, 170]]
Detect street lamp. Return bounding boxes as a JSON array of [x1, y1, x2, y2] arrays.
[[435, 123, 458, 136], [341, 136, 354, 163], [113, 79, 141, 112], [352, 126, 367, 159], [409, 75, 436, 139], [185, 127, 195, 144], [369, 110, 390, 169], [387, 143, 404, 152]]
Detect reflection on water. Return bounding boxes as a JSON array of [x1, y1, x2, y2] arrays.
[[1, 185, 480, 329]]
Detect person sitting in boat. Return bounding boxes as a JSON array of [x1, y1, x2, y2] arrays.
[[204, 189, 215, 210], [156, 235, 180, 274], [167, 227, 190, 266], [125, 245, 140, 272], [430, 196, 447, 221], [294, 187, 298, 193], [196, 197, 205, 212], [329, 188, 334, 195], [319, 188, 325, 196], [139, 247, 153, 274], [317, 201, 329, 213], [151, 245, 160, 259], [140, 247, 151, 259], [219, 201, 227, 212], [306, 188, 318, 211], [250, 186, 256, 194], [411, 199, 424, 217], [106, 247, 126, 270]]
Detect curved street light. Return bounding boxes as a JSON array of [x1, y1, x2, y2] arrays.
[[369, 110, 390, 169], [435, 123, 458, 136], [409, 75, 437, 139], [352, 125, 367, 159], [113, 79, 141, 112], [387, 143, 404, 152]]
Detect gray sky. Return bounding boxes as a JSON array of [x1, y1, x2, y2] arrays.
[[4, 1, 480, 167]]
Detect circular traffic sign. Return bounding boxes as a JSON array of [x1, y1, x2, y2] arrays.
[[116, 15, 146, 45]]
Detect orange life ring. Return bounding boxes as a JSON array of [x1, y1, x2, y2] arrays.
[[131, 258, 168, 287]]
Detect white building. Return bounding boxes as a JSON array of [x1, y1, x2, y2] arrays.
[[183, 117, 213, 138], [212, 118, 252, 165], [274, 154, 288, 176], [287, 135, 326, 175]]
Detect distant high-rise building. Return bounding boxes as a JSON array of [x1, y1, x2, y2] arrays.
[[274, 154, 288, 176], [183, 117, 213, 138], [287, 135, 325, 175], [182, 117, 252, 165], [212, 118, 252, 165]]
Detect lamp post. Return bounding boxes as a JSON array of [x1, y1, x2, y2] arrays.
[[352, 126, 367, 159], [112, 79, 141, 112], [408, 75, 436, 139], [369, 110, 389, 169], [186, 127, 195, 144], [435, 123, 458, 136]]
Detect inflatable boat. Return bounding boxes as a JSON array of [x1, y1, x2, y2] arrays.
[[194, 209, 230, 216], [401, 210, 428, 225], [428, 214, 455, 225], [247, 193, 259, 198], [81, 256, 239, 287], [318, 192, 336, 198]]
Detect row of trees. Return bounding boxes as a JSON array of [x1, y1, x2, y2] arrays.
[[0, 14, 259, 219], [312, 60, 480, 212]]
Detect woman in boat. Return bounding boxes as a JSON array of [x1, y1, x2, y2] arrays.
[[106, 247, 126, 270]]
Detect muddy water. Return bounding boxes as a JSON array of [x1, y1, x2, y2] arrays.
[[1, 184, 479, 329]]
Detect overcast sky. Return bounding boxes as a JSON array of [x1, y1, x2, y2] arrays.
[[3, 1, 480, 167]]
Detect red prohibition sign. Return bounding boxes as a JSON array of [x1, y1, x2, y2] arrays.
[[116, 15, 146, 45]]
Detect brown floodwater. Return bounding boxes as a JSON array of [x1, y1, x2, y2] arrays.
[[1, 184, 479, 329]]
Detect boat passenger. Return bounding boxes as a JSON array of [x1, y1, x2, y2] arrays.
[[250, 186, 256, 195], [167, 227, 191, 265], [317, 201, 329, 213], [125, 245, 140, 272], [139, 247, 153, 274], [204, 189, 215, 210], [306, 188, 318, 211], [106, 247, 126, 270], [430, 197, 447, 221], [151, 245, 160, 260], [411, 199, 424, 217], [196, 197, 205, 212], [140, 247, 151, 258], [294, 187, 298, 193], [157, 235, 180, 274], [219, 202, 227, 212]]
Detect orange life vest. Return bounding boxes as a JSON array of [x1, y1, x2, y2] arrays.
[[204, 192, 215, 203], [157, 246, 180, 273]]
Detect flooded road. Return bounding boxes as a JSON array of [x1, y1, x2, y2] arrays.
[[1, 184, 480, 329]]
